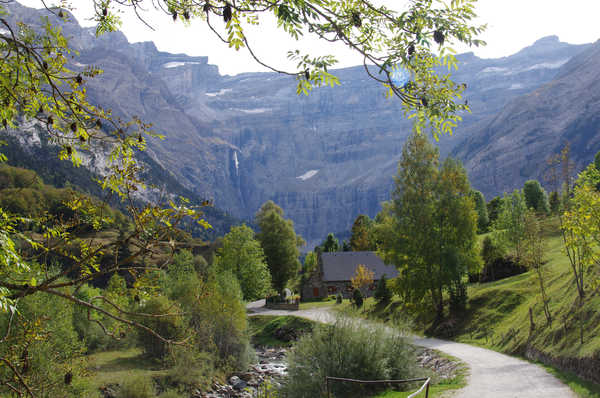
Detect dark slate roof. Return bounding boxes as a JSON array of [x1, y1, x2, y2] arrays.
[[321, 251, 398, 282]]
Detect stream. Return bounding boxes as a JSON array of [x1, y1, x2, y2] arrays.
[[198, 347, 290, 398]]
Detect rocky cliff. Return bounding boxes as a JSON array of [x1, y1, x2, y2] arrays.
[[4, 3, 595, 245]]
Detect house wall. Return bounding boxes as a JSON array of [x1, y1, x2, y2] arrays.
[[302, 278, 378, 300], [324, 281, 377, 299], [301, 252, 326, 300]]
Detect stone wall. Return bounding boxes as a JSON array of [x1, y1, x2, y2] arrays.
[[525, 346, 600, 385]]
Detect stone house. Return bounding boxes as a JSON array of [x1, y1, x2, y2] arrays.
[[301, 251, 398, 300]]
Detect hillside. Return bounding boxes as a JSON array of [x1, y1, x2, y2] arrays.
[[4, 2, 596, 245], [357, 216, 600, 394], [449, 221, 600, 386]]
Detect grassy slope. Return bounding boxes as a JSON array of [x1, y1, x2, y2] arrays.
[[453, 218, 600, 360]]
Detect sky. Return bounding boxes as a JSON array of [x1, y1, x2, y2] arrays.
[[18, 0, 600, 75]]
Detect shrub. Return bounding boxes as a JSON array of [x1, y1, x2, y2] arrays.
[[192, 270, 254, 370], [117, 376, 155, 398], [336, 293, 343, 304], [352, 288, 363, 308], [163, 347, 215, 391], [283, 317, 419, 398], [373, 275, 392, 303], [479, 255, 527, 283], [481, 236, 505, 266]]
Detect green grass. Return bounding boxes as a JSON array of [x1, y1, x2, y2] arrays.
[[82, 348, 168, 397], [299, 296, 337, 310], [538, 362, 600, 398], [249, 315, 318, 347]]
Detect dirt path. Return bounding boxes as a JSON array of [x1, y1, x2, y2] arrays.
[[247, 300, 576, 397]]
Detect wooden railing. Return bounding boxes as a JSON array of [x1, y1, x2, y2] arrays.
[[325, 376, 430, 398]]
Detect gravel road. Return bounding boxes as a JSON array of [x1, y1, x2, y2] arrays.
[[247, 300, 576, 397]]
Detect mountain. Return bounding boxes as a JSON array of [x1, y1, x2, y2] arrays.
[[3, 3, 594, 245], [453, 38, 600, 197]]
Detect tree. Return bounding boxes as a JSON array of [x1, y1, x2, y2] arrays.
[[350, 214, 375, 251], [255, 201, 301, 293], [320, 232, 340, 252], [523, 180, 550, 214], [373, 274, 392, 303], [342, 239, 352, 251], [522, 210, 551, 325], [303, 251, 318, 274], [352, 288, 364, 308], [495, 190, 527, 260], [549, 191, 560, 214], [378, 132, 480, 320], [480, 235, 505, 266], [350, 264, 374, 291], [214, 225, 271, 301], [561, 163, 600, 300], [471, 190, 489, 233], [487, 196, 504, 224]]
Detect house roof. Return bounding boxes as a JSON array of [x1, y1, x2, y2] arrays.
[[321, 251, 398, 282]]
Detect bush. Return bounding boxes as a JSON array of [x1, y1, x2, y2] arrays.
[[373, 275, 392, 303], [352, 288, 363, 308], [117, 376, 155, 398], [283, 317, 419, 398], [163, 347, 215, 391], [192, 270, 254, 370], [336, 293, 343, 304], [481, 236, 505, 266], [479, 255, 527, 283]]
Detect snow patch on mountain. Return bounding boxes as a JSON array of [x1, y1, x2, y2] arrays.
[[296, 170, 319, 181], [163, 61, 201, 69], [525, 59, 569, 71], [206, 88, 232, 97]]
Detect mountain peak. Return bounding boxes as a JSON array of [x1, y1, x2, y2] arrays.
[[533, 35, 560, 46]]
